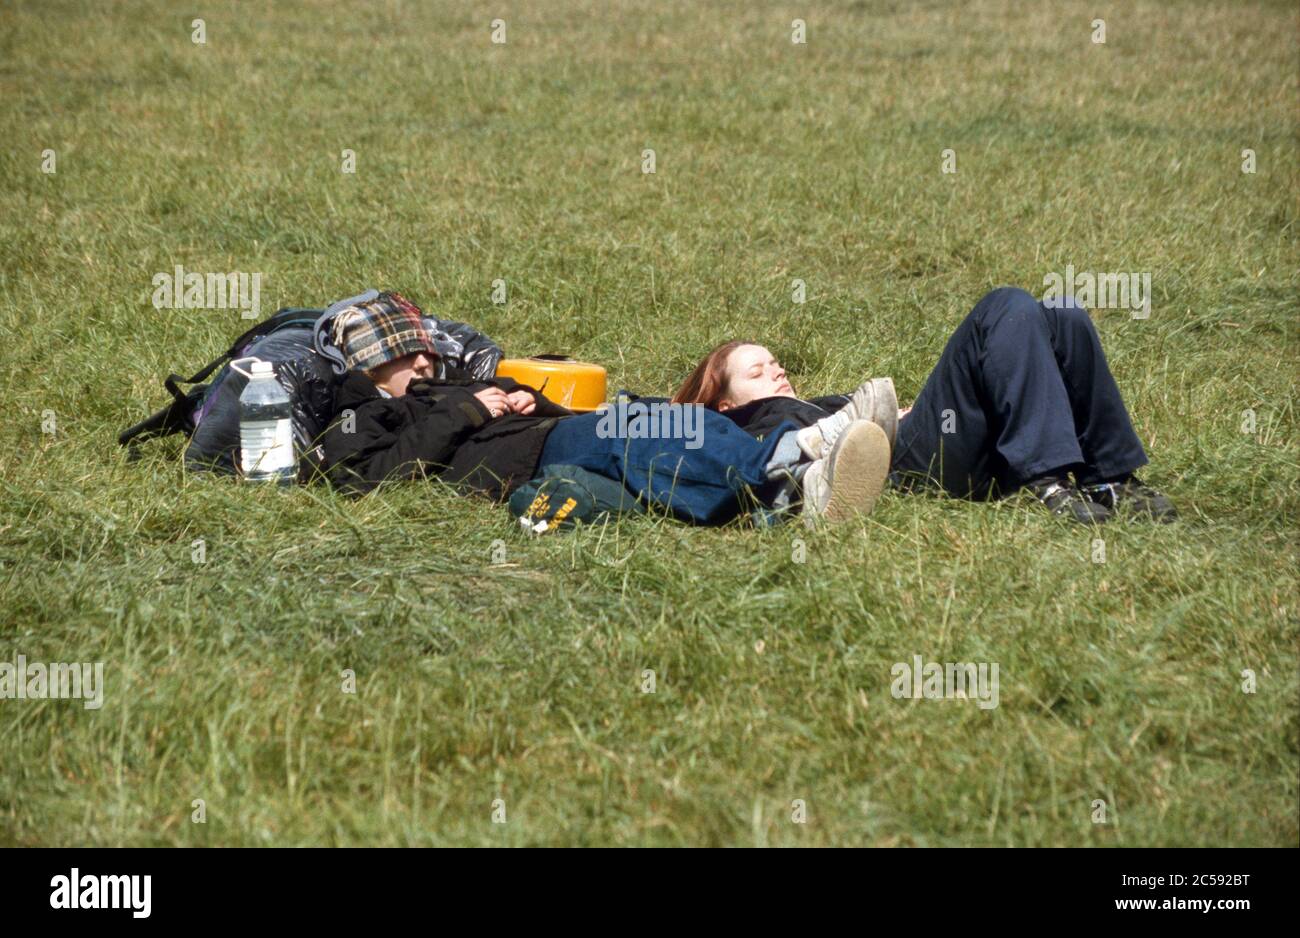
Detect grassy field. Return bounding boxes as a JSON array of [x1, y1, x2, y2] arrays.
[[0, 0, 1296, 847]]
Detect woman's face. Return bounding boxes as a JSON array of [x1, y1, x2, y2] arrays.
[[368, 351, 436, 397], [718, 344, 795, 411]]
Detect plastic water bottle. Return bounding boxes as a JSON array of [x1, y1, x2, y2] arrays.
[[231, 357, 296, 484]]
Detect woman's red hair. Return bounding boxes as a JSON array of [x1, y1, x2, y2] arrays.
[[671, 340, 755, 408]]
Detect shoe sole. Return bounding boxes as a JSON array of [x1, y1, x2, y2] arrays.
[[821, 421, 891, 523]]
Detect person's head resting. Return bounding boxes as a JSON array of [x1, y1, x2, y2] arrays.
[[672, 341, 796, 411], [335, 292, 439, 397]]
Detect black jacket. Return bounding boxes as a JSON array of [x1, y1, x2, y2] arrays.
[[721, 394, 850, 441], [321, 371, 573, 498]]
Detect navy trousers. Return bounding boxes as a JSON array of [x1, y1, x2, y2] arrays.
[[891, 287, 1148, 499]]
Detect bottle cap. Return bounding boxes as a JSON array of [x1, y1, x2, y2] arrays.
[[229, 357, 274, 380]]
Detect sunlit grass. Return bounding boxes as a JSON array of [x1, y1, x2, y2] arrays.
[[0, 0, 1296, 846]]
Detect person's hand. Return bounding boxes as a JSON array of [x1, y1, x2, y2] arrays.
[[473, 387, 512, 419], [505, 389, 536, 415], [899, 406, 912, 419]]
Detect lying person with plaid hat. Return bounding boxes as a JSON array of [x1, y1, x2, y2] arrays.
[[319, 293, 893, 529]]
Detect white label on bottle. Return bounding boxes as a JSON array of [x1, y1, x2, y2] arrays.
[[240, 419, 295, 474]]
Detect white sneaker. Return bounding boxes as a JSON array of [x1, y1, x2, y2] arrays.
[[801, 420, 892, 527], [794, 409, 852, 461], [794, 378, 899, 460], [840, 377, 898, 448]]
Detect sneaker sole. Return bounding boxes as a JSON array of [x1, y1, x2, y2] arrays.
[[821, 421, 891, 523]]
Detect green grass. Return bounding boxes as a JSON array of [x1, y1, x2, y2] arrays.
[[1, 0, 1297, 846]]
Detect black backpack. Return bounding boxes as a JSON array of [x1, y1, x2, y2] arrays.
[[117, 305, 325, 450]]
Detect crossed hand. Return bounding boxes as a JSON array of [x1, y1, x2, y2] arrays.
[[473, 386, 536, 418]]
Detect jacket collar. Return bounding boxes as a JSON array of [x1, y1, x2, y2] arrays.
[[334, 370, 384, 410]]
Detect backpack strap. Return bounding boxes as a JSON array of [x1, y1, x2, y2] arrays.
[[118, 296, 364, 450], [160, 307, 325, 408], [163, 354, 229, 408], [118, 383, 209, 447]]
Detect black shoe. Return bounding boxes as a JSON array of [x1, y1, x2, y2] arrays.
[[1083, 475, 1178, 522], [1022, 475, 1113, 524]]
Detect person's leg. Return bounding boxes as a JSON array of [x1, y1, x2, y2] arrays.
[[1039, 297, 1148, 484], [536, 410, 804, 524], [891, 287, 1093, 498]]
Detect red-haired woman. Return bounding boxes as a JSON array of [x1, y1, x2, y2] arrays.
[[673, 287, 1176, 523]]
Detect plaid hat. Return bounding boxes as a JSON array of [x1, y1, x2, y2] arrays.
[[331, 292, 439, 372]]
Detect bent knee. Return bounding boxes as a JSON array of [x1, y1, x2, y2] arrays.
[[1041, 294, 1094, 333], [976, 286, 1045, 328], [1043, 292, 1090, 317]]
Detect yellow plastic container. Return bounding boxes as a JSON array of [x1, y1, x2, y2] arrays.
[[495, 356, 608, 412]]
